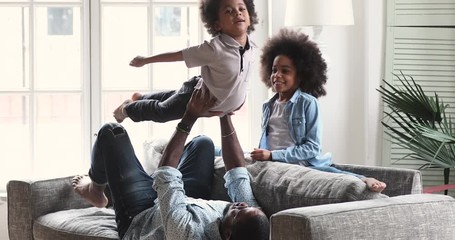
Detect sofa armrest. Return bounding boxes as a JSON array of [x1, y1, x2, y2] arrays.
[[270, 194, 455, 240], [7, 176, 92, 240], [333, 164, 422, 196]]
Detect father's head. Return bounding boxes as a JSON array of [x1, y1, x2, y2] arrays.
[[220, 202, 270, 240]]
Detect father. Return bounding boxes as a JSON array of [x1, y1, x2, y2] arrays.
[[72, 88, 270, 239]]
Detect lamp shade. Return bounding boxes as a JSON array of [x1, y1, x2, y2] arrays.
[[285, 0, 354, 26]]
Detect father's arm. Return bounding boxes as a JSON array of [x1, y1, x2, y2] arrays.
[[152, 88, 220, 239], [219, 115, 245, 170], [158, 88, 218, 168], [220, 115, 259, 207]]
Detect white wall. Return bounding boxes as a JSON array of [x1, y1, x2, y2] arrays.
[[269, 0, 386, 166], [248, 0, 271, 149], [364, 0, 386, 166], [0, 201, 7, 240]]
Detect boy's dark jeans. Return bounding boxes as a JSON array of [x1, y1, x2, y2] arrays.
[[125, 76, 200, 122]]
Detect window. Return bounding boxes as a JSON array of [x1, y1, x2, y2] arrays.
[[0, 0, 87, 191], [0, 0, 258, 191]]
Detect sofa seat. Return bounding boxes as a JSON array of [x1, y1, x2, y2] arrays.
[[34, 207, 117, 240]]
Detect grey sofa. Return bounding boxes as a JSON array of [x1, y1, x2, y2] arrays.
[[7, 158, 455, 240]]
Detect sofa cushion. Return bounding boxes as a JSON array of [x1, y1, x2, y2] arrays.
[[247, 161, 387, 216], [34, 207, 118, 240], [270, 194, 455, 240], [143, 137, 169, 175]]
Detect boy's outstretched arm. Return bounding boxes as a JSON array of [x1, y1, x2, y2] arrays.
[[219, 115, 245, 171], [130, 51, 183, 67]]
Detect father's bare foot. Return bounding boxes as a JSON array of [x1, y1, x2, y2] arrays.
[[72, 175, 108, 208], [363, 177, 386, 193]]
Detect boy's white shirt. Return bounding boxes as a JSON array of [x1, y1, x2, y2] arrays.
[[182, 33, 256, 114]]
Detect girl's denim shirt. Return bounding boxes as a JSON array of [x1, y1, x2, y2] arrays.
[[258, 89, 332, 167]]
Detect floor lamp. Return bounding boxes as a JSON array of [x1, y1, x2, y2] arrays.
[[285, 0, 355, 43]]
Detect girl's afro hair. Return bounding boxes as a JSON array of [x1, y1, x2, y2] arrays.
[[260, 28, 327, 98]]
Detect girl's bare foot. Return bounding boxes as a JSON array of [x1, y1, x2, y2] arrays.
[[113, 99, 132, 123], [72, 175, 108, 208], [363, 177, 386, 193], [131, 92, 143, 101]]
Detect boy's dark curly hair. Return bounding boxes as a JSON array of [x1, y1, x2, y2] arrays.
[[260, 28, 327, 98], [199, 0, 259, 37]]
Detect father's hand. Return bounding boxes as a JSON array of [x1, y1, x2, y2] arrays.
[[185, 87, 223, 118]]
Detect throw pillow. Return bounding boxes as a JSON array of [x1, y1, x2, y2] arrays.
[[247, 161, 388, 217]]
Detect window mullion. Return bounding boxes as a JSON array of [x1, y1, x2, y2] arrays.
[[89, 0, 101, 147], [82, 0, 93, 161], [29, 2, 36, 176]]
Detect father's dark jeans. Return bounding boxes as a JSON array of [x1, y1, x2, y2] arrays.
[[89, 123, 215, 237]]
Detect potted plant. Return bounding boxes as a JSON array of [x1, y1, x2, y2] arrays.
[[377, 71, 455, 194]]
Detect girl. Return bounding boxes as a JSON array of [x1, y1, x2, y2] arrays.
[[250, 28, 386, 193]]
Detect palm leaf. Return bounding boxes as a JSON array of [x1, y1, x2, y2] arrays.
[[378, 71, 455, 169], [377, 71, 443, 124]]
